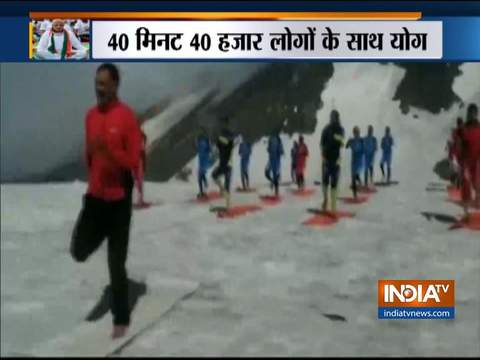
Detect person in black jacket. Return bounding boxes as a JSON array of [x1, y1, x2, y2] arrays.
[[212, 116, 235, 208], [320, 110, 345, 212]]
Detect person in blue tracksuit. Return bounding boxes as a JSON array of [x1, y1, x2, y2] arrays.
[[196, 129, 212, 198], [239, 137, 252, 190], [363, 125, 378, 187], [346, 126, 365, 199], [265, 130, 284, 197], [380, 126, 394, 183]]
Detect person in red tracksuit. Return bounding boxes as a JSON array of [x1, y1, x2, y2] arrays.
[[460, 103, 480, 217], [295, 135, 309, 190], [70, 63, 141, 339]]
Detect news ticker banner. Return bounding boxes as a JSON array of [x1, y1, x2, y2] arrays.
[[91, 21, 442, 60], [23, 11, 480, 61]]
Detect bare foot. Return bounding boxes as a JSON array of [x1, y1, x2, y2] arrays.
[[112, 325, 128, 339]]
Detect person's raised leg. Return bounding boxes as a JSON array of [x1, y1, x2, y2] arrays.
[[70, 195, 107, 262]]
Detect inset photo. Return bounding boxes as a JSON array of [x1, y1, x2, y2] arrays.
[[30, 18, 90, 60]]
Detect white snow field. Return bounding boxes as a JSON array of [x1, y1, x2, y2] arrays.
[[1, 63, 479, 357]]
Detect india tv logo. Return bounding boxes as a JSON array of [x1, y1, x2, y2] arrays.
[[378, 280, 455, 319]]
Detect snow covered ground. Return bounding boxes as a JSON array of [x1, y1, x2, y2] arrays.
[[1, 63, 479, 356]]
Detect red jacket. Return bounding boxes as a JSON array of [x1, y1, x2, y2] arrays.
[[85, 100, 141, 201], [295, 142, 309, 173], [462, 123, 480, 164]]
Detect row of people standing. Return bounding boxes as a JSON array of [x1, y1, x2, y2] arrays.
[[196, 115, 394, 210], [196, 126, 311, 203], [345, 125, 394, 199], [319, 111, 394, 212]]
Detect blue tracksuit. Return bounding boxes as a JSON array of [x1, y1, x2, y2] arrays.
[[347, 137, 364, 176], [198, 135, 211, 171], [363, 135, 378, 169], [266, 135, 284, 180], [381, 135, 394, 167], [239, 141, 252, 175], [197, 135, 211, 192]]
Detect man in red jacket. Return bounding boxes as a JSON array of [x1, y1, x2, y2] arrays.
[[461, 103, 480, 217], [70, 63, 141, 339], [295, 135, 309, 190]]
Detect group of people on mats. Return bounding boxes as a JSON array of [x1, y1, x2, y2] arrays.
[[195, 111, 396, 213]]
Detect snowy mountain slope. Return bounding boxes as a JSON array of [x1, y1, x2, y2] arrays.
[[142, 88, 217, 150], [1, 63, 479, 357]]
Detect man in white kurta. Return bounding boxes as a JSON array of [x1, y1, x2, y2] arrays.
[[36, 19, 88, 60]]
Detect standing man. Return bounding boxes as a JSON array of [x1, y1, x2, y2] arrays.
[[363, 125, 378, 187], [346, 126, 365, 199], [196, 128, 212, 198], [265, 129, 285, 197], [238, 136, 252, 191], [320, 110, 345, 213], [295, 135, 309, 190], [212, 116, 235, 209], [380, 126, 394, 184], [70, 63, 142, 339]]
